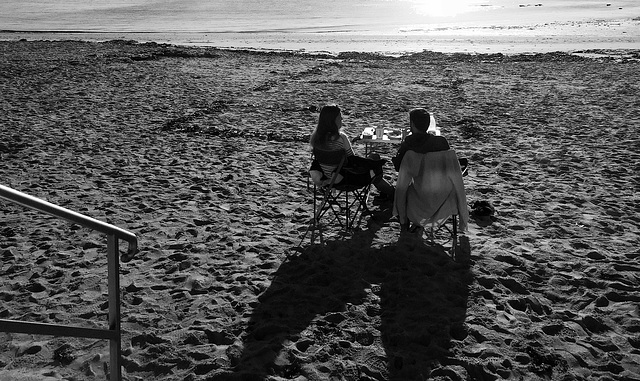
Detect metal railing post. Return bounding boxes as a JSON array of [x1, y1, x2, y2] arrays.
[[107, 234, 122, 381], [0, 185, 136, 381]]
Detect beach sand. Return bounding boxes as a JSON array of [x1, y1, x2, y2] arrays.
[[1, 40, 639, 380]]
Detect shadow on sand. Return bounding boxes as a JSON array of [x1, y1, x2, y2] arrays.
[[218, 221, 473, 380]]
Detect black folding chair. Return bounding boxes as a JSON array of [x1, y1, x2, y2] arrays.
[[298, 148, 373, 246]]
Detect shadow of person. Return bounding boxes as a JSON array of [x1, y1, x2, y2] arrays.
[[228, 241, 374, 380], [225, 227, 472, 380], [377, 237, 472, 379]]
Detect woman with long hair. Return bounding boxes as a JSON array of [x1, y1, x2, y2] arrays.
[[309, 104, 395, 198]]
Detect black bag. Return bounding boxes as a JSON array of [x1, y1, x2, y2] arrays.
[[471, 200, 495, 217], [339, 156, 386, 187]]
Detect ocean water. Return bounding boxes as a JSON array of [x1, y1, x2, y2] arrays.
[[1, 0, 638, 53], [2, 0, 636, 33], [0, 0, 486, 33]]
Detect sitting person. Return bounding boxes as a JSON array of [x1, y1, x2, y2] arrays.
[[309, 104, 395, 197], [391, 108, 468, 233], [391, 108, 450, 171], [393, 149, 468, 233]]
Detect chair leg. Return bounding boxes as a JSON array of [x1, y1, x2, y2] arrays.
[[354, 184, 372, 229], [297, 212, 319, 248], [328, 190, 346, 229], [310, 185, 321, 245], [310, 219, 317, 245], [300, 183, 374, 247], [345, 191, 350, 230], [451, 215, 458, 259], [298, 185, 330, 248], [420, 215, 459, 260]]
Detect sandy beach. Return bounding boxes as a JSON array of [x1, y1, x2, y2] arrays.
[[1, 40, 639, 380]]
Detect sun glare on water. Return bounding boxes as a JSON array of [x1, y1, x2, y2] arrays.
[[409, 0, 483, 17]]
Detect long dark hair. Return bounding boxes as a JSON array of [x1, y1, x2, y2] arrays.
[[310, 104, 341, 148]]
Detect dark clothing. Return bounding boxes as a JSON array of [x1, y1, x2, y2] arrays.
[[345, 156, 385, 176], [392, 133, 450, 171], [338, 156, 385, 187], [310, 156, 386, 188]]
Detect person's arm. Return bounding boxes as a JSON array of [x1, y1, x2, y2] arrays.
[[392, 141, 408, 171], [341, 132, 355, 156], [441, 136, 451, 150]]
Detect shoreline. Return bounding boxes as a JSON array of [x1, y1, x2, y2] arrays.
[[2, 33, 640, 61], [2, 16, 640, 56]]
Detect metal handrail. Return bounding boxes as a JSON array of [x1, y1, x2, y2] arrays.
[[0, 184, 138, 381], [0, 184, 137, 261]]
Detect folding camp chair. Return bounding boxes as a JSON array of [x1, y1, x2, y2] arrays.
[[298, 148, 374, 246], [393, 150, 469, 259]]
